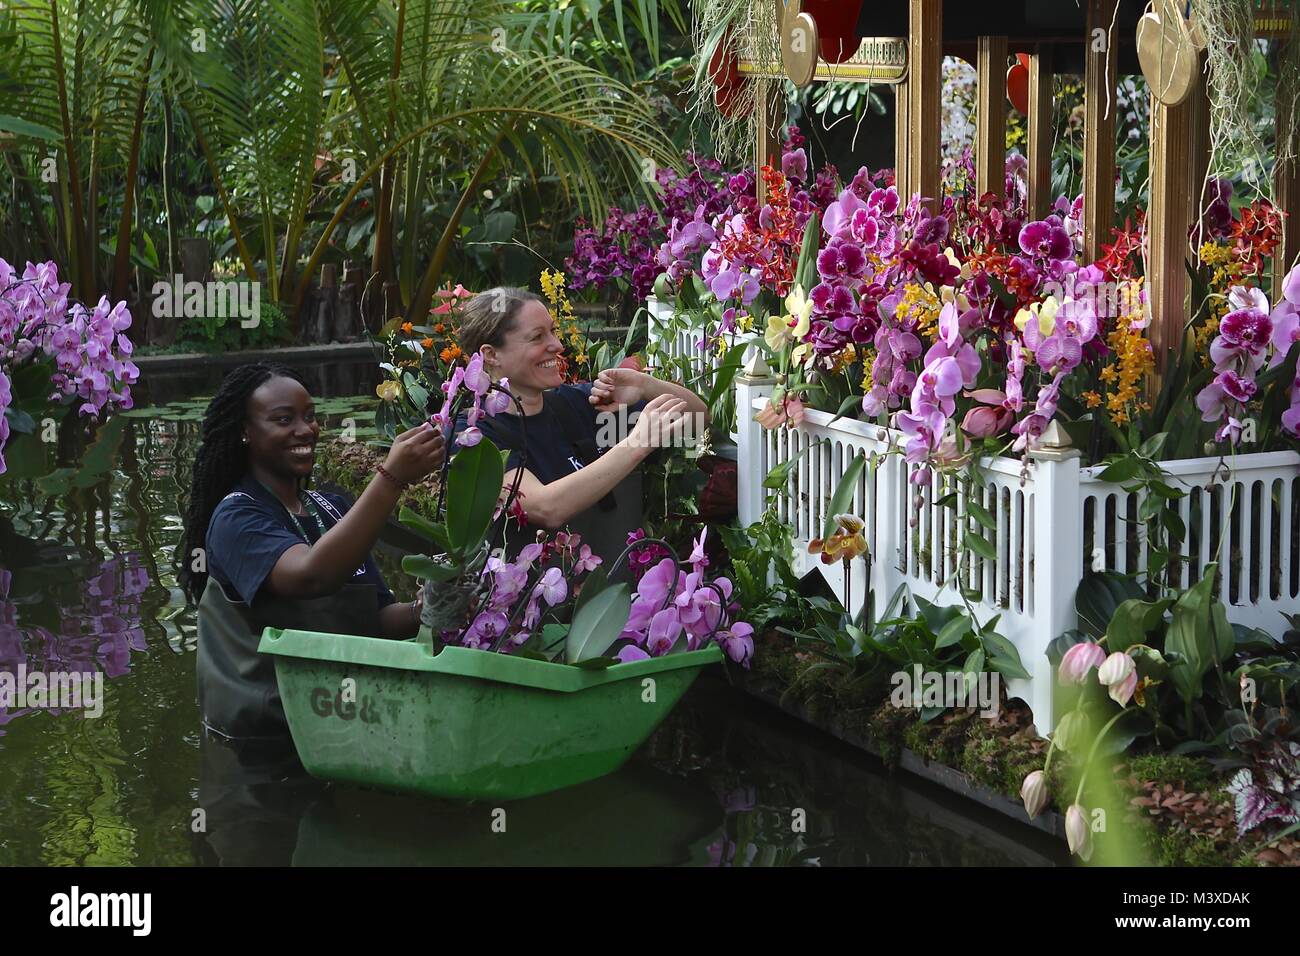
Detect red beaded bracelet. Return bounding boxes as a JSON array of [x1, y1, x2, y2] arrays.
[[376, 464, 408, 490]]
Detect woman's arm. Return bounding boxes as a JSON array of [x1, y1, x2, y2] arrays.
[[379, 598, 421, 639], [590, 368, 709, 423], [638, 375, 710, 422], [509, 394, 689, 529], [266, 423, 444, 599]]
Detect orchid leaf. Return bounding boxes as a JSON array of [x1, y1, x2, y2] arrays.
[[565, 582, 632, 664]]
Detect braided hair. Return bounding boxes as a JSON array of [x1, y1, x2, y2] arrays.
[[178, 362, 307, 603]]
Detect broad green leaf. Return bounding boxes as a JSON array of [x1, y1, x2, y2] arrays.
[[821, 450, 867, 540], [1075, 571, 1147, 639], [934, 615, 970, 650], [445, 439, 504, 553], [565, 582, 632, 663], [0, 114, 60, 140], [980, 630, 1030, 680], [1166, 571, 1218, 704], [1098, 455, 1143, 483], [1105, 598, 1171, 654], [966, 498, 996, 531], [398, 506, 451, 552], [963, 531, 997, 562], [401, 555, 462, 582]]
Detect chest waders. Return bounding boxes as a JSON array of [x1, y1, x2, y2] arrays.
[[196, 486, 385, 740]]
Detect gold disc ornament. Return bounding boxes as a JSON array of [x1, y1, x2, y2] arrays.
[[781, 1, 819, 88], [1137, 2, 1197, 105]]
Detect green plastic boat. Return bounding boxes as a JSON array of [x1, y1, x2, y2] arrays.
[[258, 627, 721, 801]]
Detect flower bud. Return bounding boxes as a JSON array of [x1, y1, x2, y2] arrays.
[[1057, 641, 1106, 685], [1020, 770, 1048, 819], [1053, 710, 1090, 755], [1097, 650, 1135, 687], [1065, 804, 1093, 861], [1098, 651, 1138, 705]]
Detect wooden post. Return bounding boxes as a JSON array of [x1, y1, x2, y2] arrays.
[[755, 81, 785, 205], [894, 80, 912, 197], [1082, 0, 1119, 261], [908, 0, 942, 206], [1148, 90, 1195, 373], [1027, 45, 1054, 221], [976, 36, 1008, 200], [1276, 44, 1300, 297], [1187, 53, 1212, 254]]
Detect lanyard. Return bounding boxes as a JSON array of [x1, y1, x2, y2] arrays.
[[257, 481, 327, 544]]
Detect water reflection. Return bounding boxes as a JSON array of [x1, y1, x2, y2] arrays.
[[0, 556, 150, 730], [0, 371, 1068, 866]]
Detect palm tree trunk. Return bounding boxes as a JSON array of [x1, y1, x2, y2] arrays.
[[112, 48, 154, 304], [369, 0, 408, 302], [48, 0, 93, 296], [406, 129, 507, 323]]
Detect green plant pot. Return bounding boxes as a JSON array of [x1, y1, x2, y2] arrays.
[[258, 627, 721, 801]]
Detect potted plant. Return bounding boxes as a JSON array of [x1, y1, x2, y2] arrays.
[[260, 342, 753, 801]]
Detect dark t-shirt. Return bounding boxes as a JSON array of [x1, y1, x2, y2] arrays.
[[205, 474, 396, 609], [451, 382, 643, 481]]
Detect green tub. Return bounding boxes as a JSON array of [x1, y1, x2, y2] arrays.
[[258, 627, 721, 801]]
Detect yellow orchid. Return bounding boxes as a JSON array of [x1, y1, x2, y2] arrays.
[[785, 285, 813, 339], [766, 285, 814, 352], [376, 380, 401, 403], [1014, 296, 1060, 338], [764, 313, 791, 352]]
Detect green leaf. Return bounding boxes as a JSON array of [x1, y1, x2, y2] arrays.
[[541, 623, 569, 651], [794, 212, 822, 292], [0, 114, 60, 140], [966, 498, 996, 531], [821, 450, 866, 540], [445, 439, 504, 553], [981, 630, 1030, 680], [1098, 455, 1143, 483], [565, 582, 632, 664], [934, 615, 970, 650], [573, 656, 620, 670], [1166, 570, 1218, 704], [3, 408, 36, 434], [398, 506, 451, 552], [1075, 571, 1147, 640], [963, 532, 997, 562], [1105, 598, 1171, 653], [401, 555, 462, 582]]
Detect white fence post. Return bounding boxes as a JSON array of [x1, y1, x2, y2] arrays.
[[734, 352, 776, 529], [1025, 423, 1082, 734]]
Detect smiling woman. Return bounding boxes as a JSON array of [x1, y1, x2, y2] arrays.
[[451, 288, 709, 566], [177, 362, 445, 740]]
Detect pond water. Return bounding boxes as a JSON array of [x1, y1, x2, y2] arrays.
[[0, 360, 1067, 866]]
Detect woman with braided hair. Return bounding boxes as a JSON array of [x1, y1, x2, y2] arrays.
[[180, 362, 444, 739]]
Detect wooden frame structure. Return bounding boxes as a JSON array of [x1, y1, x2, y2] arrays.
[[752, 0, 1298, 386]]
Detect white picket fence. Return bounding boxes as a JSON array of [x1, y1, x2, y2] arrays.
[[733, 368, 1300, 733]]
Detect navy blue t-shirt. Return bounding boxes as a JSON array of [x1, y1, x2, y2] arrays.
[[205, 475, 396, 609], [452, 382, 644, 482]]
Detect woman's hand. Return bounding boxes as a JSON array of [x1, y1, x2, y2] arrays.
[[628, 394, 690, 450], [383, 422, 445, 484], [589, 367, 649, 412]]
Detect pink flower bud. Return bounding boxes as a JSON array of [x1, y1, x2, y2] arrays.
[[960, 405, 1003, 439], [1057, 641, 1106, 685], [1020, 770, 1048, 819], [1065, 804, 1093, 861], [1098, 650, 1138, 706]]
